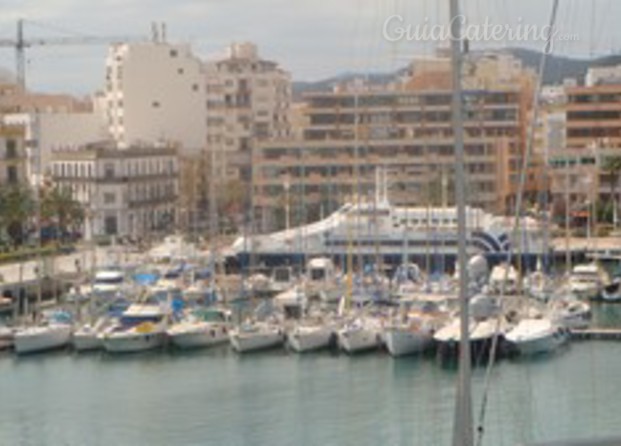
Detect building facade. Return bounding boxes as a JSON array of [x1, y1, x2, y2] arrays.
[[254, 73, 536, 232], [204, 42, 291, 182], [0, 125, 27, 186], [50, 142, 179, 240], [104, 39, 206, 152]]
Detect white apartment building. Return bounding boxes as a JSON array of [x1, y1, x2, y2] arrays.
[[3, 111, 108, 187], [50, 142, 179, 240], [204, 42, 291, 181], [105, 38, 206, 153]]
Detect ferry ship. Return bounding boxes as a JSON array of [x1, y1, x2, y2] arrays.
[[230, 198, 548, 272]]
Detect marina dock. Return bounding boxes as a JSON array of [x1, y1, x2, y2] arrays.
[[570, 328, 621, 341]]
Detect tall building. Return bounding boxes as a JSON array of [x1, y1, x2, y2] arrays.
[[105, 38, 206, 152], [0, 124, 27, 187], [204, 42, 291, 182], [254, 54, 538, 232], [565, 83, 621, 149], [50, 141, 179, 240]]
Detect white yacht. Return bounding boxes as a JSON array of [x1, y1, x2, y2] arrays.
[[167, 308, 232, 349], [92, 267, 127, 296], [100, 303, 168, 353], [229, 321, 285, 353], [568, 263, 609, 300], [505, 318, 568, 356], [548, 297, 592, 329], [14, 311, 73, 355], [434, 317, 507, 360], [337, 316, 383, 354]]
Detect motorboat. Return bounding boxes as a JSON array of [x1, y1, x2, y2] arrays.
[[100, 302, 168, 353], [602, 278, 621, 302], [505, 318, 568, 355], [568, 263, 609, 300], [434, 316, 508, 360], [167, 308, 232, 349], [548, 297, 591, 329]]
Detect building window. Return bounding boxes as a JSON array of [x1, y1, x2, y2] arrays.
[[104, 216, 118, 235], [170, 49, 178, 58], [178, 68, 184, 75], [152, 101, 160, 108], [6, 166, 18, 184], [104, 163, 115, 179], [104, 193, 116, 204], [5, 139, 18, 159]]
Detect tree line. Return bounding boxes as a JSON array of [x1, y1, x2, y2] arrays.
[[0, 182, 84, 249]]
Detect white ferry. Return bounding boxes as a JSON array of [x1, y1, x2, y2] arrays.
[[231, 198, 548, 271]]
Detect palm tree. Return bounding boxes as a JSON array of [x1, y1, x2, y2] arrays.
[[40, 185, 84, 243], [602, 156, 621, 227], [0, 185, 34, 247]]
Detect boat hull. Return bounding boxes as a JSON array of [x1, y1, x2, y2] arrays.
[[287, 328, 334, 352], [384, 328, 432, 357], [507, 330, 567, 356], [72, 332, 102, 351], [229, 329, 285, 353], [338, 328, 380, 354], [168, 326, 229, 349], [14, 325, 72, 355], [101, 332, 166, 353]]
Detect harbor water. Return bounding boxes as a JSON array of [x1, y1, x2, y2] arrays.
[[2, 305, 621, 446]]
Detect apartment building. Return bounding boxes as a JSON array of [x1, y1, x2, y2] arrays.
[[204, 42, 291, 181], [104, 38, 206, 152], [254, 82, 535, 232], [0, 125, 27, 186], [50, 142, 179, 240]]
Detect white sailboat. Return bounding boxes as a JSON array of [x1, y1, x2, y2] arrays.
[[229, 320, 285, 353], [287, 318, 335, 353], [14, 311, 73, 355], [167, 308, 232, 349], [337, 316, 383, 354]]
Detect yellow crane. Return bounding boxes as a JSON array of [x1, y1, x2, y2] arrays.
[[0, 18, 145, 90]]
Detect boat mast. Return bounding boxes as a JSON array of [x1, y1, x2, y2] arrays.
[[449, 0, 473, 445]]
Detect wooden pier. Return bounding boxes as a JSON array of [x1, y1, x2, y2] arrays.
[[570, 328, 621, 340]]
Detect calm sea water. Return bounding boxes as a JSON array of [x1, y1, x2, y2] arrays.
[[2, 306, 621, 446]]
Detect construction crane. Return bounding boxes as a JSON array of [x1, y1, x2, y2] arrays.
[[0, 18, 146, 90]]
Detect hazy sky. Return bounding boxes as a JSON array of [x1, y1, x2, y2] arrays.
[[0, 0, 619, 95]]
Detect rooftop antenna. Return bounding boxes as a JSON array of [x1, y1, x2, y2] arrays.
[[161, 22, 167, 43], [151, 22, 159, 43]]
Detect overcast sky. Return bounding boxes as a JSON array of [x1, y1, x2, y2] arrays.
[[0, 0, 619, 96]]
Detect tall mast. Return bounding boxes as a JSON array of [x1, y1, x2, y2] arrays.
[[449, 0, 473, 445]]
